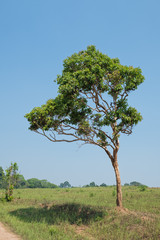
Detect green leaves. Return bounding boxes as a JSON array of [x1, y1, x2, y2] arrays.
[[124, 67, 144, 92], [5, 162, 19, 201], [25, 45, 144, 148], [77, 121, 91, 136], [62, 46, 143, 98], [97, 131, 108, 147], [25, 99, 59, 131], [116, 106, 142, 125]]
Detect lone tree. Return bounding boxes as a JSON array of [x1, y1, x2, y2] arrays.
[[5, 162, 19, 201], [25, 46, 144, 208]]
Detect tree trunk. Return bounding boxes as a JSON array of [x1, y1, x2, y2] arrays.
[[112, 151, 123, 208]]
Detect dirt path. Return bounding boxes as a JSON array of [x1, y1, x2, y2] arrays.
[[0, 222, 21, 240]]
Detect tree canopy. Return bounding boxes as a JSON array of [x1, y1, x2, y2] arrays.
[[25, 46, 143, 149], [26, 178, 57, 188]]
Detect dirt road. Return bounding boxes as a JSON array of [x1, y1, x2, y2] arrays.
[[0, 222, 21, 240]]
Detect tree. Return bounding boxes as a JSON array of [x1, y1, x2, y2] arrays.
[[130, 181, 142, 186], [59, 181, 71, 188], [15, 174, 27, 188], [124, 183, 129, 186], [25, 46, 144, 208], [26, 178, 57, 188], [27, 178, 42, 188], [40, 179, 57, 188], [89, 182, 96, 187], [5, 162, 19, 201]]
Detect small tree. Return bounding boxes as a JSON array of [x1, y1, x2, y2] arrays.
[[25, 46, 144, 208], [5, 162, 19, 201], [15, 174, 27, 188], [59, 181, 71, 188], [89, 182, 96, 187]]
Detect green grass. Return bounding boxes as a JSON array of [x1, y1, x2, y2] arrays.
[[0, 187, 160, 239]]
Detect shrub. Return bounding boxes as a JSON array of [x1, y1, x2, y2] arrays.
[[139, 185, 148, 192]]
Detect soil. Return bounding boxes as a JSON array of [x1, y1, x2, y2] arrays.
[[0, 222, 21, 240]]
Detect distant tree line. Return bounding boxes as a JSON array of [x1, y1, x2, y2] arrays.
[[59, 181, 108, 188], [0, 166, 72, 189], [83, 182, 108, 187], [0, 166, 146, 189], [82, 181, 146, 187], [0, 166, 57, 189]]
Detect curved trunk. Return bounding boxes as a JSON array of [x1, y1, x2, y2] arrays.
[[112, 150, 122, 208], [113, 160, 122, 207], [104, 147, 123, 207]]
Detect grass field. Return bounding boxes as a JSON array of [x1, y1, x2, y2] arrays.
[[0, 187, 160, 240]]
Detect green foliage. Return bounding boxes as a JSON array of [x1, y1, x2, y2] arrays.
[[15, 174, 27, 188], [89, 193, 94, 197], [2, 165, 58, 201], [25, 45, 144, 147], [130, 181, 143, 186], [1, 169, 57, 190], [112, 189, 116, 197], [59, 181, 71, 188], [124, 183, 130, 186], [139, 185, 148, 192], [89, 182, 96, 187], [82, 182, 107, 187], [27, 178, 42, 188], [100, 183, 107, 187], [49, 227, 58, 236], [5, 162, 19, 201], [40, 179, 57, 188], [124, 182, 147, 188], [27, 178, 57, 188], [0, 167, 4, 180], [0, 167, 5, 189]]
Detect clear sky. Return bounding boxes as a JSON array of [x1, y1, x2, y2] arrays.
[[0, 0, 160, 187]]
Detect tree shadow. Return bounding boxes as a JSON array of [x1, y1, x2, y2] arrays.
[[10, 203, 105, 225]]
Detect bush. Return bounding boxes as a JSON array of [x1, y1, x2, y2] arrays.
[[139, 185, 148, 192]]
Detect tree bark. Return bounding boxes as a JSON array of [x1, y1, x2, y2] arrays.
[[112, 151, 123, 208]]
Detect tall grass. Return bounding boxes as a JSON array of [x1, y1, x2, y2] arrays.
[[0, 187, 160, 239]]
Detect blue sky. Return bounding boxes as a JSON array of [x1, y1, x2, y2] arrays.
[[0, 0, 160, 187]]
